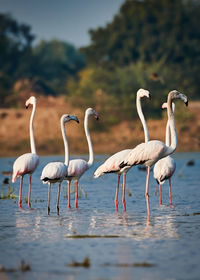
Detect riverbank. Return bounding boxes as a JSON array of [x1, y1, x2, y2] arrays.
[[0, 96, 199, 157]]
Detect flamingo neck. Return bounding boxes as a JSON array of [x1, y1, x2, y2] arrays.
[[61, 119, 69, 165], [84, 112, 93, 167], [165, 120, 171, 146], [166, 95, 177, 154], [30, 101, 37, 154], [136, 95, 149, 143]]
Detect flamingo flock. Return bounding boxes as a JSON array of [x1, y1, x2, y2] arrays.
[[11, 89, 188, 216]]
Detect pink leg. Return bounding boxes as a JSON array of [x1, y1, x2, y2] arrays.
[[48, 183, 51, 215], [18, 176, 23, 208], [159, 184, 162, 205], [145, 166, 150, 217], [75, 181, 78, 209], [169, 178, 172, 205], [28, 175, 32, 208], [57, 183, 61, 215], [115, 175, 120, 211], [146, 195, 150, 222], [122, 173, 126, 212], [145, 166, 150, 197], [68, 181, 71, 209]]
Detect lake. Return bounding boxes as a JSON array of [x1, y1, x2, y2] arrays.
[[0, 152, 200, 280]]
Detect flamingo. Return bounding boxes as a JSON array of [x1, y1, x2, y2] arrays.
[[153, 102, 176, 205], [12, 96, 39, 208], [119, 90, 188, 217], [65, 108, 99, 209], [40, 114, 79, 215], [94, 88, 151, 211]]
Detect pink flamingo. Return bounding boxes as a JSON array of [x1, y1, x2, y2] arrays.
[[119, 90, 188, 217], [94, 89, 151, 211], [12, 96, 39, 208], [65, 108, 99, 209], [41, 114, 79, 214], [153, 102, 176, 205]]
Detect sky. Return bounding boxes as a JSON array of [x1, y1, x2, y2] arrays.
[[0, 0, 124, 48]]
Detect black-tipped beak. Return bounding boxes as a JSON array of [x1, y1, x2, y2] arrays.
[[95, 115, 99, 121], [25, 105, 29, 109], [149, 94, 151, 100], [185, 100, 188, 107], [76, 119, 79, 123]]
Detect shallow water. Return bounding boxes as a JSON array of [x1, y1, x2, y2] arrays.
[[0, 152, 200, 280]]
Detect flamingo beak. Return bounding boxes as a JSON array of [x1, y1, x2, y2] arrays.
[[95, 113, 99, 120], [185, 100, 188, 107]]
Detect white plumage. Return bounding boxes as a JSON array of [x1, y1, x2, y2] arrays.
[[94, 89, 151, 211], [41, 162, 68, 183], [40, 114, 79, 214], [12, 96, 39, 208], [153, 102, 176, 204], [64, 108, 99, 209], [119, 90, 188, 217]]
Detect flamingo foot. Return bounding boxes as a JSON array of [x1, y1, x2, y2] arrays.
[[18, 201, 22, 208], [68, 204, 71, 209], [123, 200, 126, 212], [75, 202, 78, 209], [57, 206, 59, 215], [48, 206, 50, 215], [28, 202, 31, 208]]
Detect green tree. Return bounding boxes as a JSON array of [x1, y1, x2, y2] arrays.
[[33, 40, 85, 94]]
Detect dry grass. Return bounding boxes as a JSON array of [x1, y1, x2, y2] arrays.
[[0, 96, 199, 157]]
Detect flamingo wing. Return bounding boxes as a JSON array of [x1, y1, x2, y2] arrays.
[[154, 156, 176, 184], [120, 140, 167, 168], [41, 162, 68, 183], [94, 149, 131, 178], [12, 153, 39, 182], [66, 159, 88, 180]]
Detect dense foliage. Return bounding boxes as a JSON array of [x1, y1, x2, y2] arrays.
[[0, 0, 200, 121], [0, 13, 85, 106]]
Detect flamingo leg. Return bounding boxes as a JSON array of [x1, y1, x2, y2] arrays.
[[115, 175, 120, 211], [57, 183, 61, 215], [48, 183, 51, 215], [145, 166, 150, 197], [169, 178, 172, 205], [122, 173, 126, 212], [75, 181, 78, 209], [18, 176, 23, 208], [146, 197, 150, 223], [145, 166, 150, 217], [68, 181, 71, 209], [28, 175, 32, 208], [159, 184, 162, 205]]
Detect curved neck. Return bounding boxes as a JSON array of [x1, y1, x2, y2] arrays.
[[136, 95, 149, 143], [165, 120, 171, 146], [84, 112, 93, 167], [167, 95, 177, 153], [30, 101, 37, 154], [61, 120, 70, 165]]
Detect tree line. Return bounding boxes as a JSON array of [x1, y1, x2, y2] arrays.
[[0, 0, 199, 122]]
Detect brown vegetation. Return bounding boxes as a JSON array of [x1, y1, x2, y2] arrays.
[[0, 96, 199, 157]]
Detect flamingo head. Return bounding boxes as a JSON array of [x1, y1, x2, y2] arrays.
[[25, 96, 36, 109], [61, 114, 79, 124], [137, 88, 151, 100], [162, 102, 175, 112], [169, 90, 188, 106], [86, 108, 99, 120]]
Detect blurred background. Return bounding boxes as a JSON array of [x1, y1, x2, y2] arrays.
[[0, 0, 199, 156]]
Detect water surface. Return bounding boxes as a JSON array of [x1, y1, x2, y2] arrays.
[[0, 152, 200, 280]]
